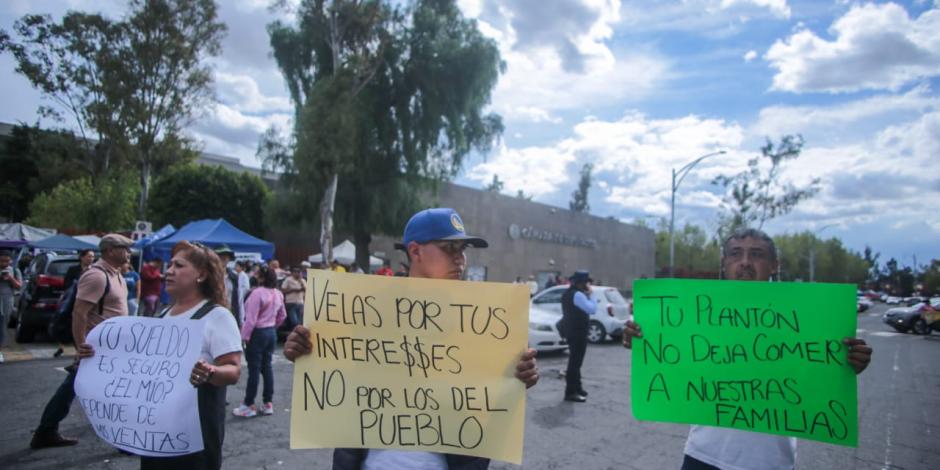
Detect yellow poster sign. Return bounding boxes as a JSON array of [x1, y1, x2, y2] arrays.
[[290, 270, 530, 464]]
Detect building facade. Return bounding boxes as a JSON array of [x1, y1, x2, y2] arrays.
[[371, 183, 655, 292]]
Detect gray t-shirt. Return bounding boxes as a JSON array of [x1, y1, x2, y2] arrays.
[[0, 266, 22, 297]]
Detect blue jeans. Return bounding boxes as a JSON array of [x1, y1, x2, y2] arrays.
[[244, 327, 276, 406], [286, 303, 303, 329], [37, 366, 77, 433]]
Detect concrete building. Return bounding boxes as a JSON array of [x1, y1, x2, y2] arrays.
[[370, 183, 655, 292]]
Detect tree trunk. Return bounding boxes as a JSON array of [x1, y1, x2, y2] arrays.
[[354, 231, 372, 274], [320, 173, 339, 267], [138, 159, 151, 221]]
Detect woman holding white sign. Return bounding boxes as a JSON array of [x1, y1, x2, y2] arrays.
[[142, 241, 243, 470]]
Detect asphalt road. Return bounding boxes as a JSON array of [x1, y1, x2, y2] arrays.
[[0, 304, 937, 470]]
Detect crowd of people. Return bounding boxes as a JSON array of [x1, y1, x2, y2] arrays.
[[8, 208, 878, 470]]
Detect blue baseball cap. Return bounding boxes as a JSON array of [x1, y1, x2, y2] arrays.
[[395, 208, 488, 249]]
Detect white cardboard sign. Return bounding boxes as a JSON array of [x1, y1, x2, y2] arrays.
[[75, 316, 206, 457]]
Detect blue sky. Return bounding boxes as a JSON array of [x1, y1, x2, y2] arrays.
[[1, 0, 938, 267]]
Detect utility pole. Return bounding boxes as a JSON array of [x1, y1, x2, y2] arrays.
[[670, 150, 726, 277]]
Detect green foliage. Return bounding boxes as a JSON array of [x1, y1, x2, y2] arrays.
[[484, 174, 504, 192], [773, 232, 870, 285], [148, 164, 270, 237], [1, 0, 226, 219], [652, 219, 721, 276], [569, 162, 592, 213], [515, 190, 532, 201], [713, 135, 820, 235], [0, 123, 92, 221], [264, 0, 503, 267], [922, 260, 940, 295], [26, 172, 138, 232]]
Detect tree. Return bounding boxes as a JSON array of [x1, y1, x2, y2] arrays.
[[0, 123, 91, 221], [2, 0, 226, 220], [109, 0, 226, 219], [1, 12, 129, 179], [569, 162, 592, 213], [26, 172, 138, 232], [713, 135, 820, 235], [264, 0, 503, 268], [484, 174, 504, 192], [922, 260, 940, 295], [148, 164, 270, 237], [515, 190, 532, 201], [863, 245, 880, 286]]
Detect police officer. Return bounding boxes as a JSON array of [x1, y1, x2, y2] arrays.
[[561, 270, 597, 402]]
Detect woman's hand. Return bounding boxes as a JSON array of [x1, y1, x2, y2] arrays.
[[190, 360, 216, 387]]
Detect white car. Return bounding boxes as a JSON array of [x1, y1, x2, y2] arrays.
[[531, 285, 630, 343], [528, 306, 568, 352], [885, 296, 902, 305]]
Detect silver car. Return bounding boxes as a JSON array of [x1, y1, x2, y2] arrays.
[[530, 285, 629, 343]]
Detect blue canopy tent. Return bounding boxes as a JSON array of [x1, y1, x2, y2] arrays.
[[150, 219, 274, 262], [29, 234, 97, 251], [133, 224, 177, 260]]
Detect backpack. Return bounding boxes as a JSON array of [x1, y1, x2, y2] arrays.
[[49, 265, 110, 345]]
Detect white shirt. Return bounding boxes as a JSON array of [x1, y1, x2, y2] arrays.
[[237, 271, 251, 323], [362, 450, 447, 470], [163, 300, 242, 363], [684, 426, 796, 470]]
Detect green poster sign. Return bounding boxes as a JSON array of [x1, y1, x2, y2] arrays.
[[631, 279, 858, 447]]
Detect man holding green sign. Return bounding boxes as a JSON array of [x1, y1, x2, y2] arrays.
[[623, 228, 873, 470]]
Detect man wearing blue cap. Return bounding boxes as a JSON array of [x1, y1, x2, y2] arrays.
[[560, 270, 597, 403], [283, 208, 540, 469]]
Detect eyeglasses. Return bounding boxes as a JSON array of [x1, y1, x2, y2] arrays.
[[428, 241, 468, 257]]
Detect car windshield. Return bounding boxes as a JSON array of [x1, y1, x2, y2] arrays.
[[604, 289, 628, 305], [534, 289, 564, 304], [47, 260, 77, 276]]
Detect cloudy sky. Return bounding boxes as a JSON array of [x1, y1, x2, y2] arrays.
[[1, 0, 938, 266]]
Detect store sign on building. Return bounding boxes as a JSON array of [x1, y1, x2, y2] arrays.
[[507, 224, 597, 249]]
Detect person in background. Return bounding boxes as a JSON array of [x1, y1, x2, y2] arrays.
[[17, 251, 33, 273], [300, 261, 311, 279], [31, 234, 131, 449], [142, 241, 242, 470], [64, 249, 95, 290], [623, 228, 873, 470], [560, 270, 596, 403], [122, 262, 141, 316], [234, 260, 251, 324], [57, 248, 95, 357], [527, 275, 539, 297], [394, 262, 409, 277], [375, 259, 393, 276], [215, 246, 243, 328], [233, 266, 286, 418], [545, 275, 557, 289], [349, 262, 365, 274], [140, 258, 164, 317], [282, 208, 539, 469], [281, 266, 306, 329], [269, 259, 288, 280], [0, 250, 23, 364]]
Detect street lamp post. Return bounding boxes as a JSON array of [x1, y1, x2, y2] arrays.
[[809, 224, 836, 282], [670, 150, 726, 277]]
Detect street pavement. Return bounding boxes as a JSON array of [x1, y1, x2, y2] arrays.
[[0, 304, 937, 469]]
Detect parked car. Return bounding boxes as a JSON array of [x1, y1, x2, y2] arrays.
[[884, 296, 902, 305], [857, 297, 873, 313], [530, 285, 628, 343], [14, 252, 78, 342], [882, 302, 928, 333], [528, 306, 567, 352]]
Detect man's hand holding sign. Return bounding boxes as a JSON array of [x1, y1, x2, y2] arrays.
[[286, 208, 538, 467], [623, 229, 872, 470]]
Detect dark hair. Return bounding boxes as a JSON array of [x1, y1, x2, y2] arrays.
[[0, 250, 11, 258], [171, 241, 228, 308], [260, 265, 279, 288], [78, 249, 95, 258], [722, 228, 777, 261], [235, 260, 247, 269]]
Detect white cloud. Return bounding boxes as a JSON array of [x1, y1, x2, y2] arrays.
[[765, 3, 940, 93], [744, 50, 758, 62], [720, 0, 790, 19], [464, 1, 670, 122], [215, 72, 292, 114], [753, 84, 940, 138], [468, 144, 576, 197]]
